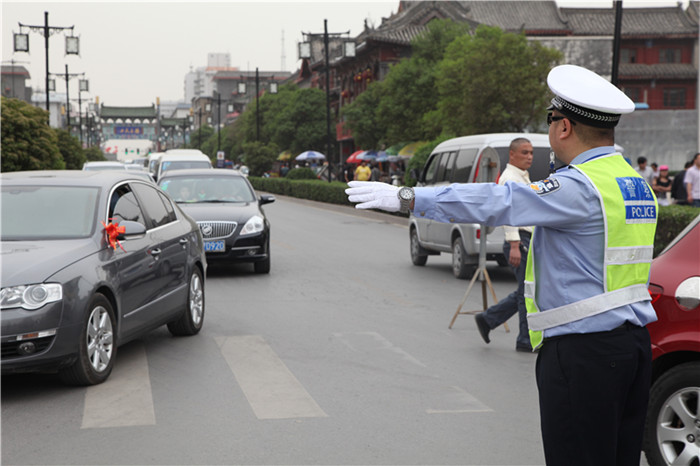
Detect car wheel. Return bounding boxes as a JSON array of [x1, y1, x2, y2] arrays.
[[452, 237, 472, 279], [167, 267, 205, 336], [254, 245, 271, 274], [410, 228, 428, 266], [643, 361, 700, 466], [59, 293, 116, 386]]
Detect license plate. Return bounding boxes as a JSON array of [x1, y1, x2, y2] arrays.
[[204, 240, 225, 252]]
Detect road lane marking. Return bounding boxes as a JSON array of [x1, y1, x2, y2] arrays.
[[332, 331, 426, 368], [81, 343, 155, 428], [216, 335, 327, 420], [426, 385, 493, 414]]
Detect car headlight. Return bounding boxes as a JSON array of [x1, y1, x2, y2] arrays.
[[240, 215, 264, 236], [0, 284, 63, 310]]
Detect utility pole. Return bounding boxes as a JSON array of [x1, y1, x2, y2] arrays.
[[50, 64, 84, 129], [255, 67, 260, 142]]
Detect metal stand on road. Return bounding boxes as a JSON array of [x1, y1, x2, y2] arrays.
[[449, 224, 509, 332]]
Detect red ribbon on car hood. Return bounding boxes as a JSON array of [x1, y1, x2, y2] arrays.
[[101, 220, 126, 251]]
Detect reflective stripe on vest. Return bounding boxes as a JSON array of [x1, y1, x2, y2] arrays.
[[525, 154, 657, 348]]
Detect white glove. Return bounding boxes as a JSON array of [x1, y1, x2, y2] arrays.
[[345, 181, 400, 212]]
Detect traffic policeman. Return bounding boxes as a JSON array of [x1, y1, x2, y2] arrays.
[[346, 64, 658, 466]]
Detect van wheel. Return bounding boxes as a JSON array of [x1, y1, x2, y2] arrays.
[[452, 237, 472, 279], [410, 229, 427, 266]]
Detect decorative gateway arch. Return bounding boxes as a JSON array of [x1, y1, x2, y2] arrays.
[[97, 104, 191, 161]]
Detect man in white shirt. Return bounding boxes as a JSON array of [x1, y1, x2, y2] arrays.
[[474, 138, 535, 352], [685, 152, 700, 207], [635, 157, 655, 186]]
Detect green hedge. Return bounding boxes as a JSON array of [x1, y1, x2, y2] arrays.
[[654, 205, 699, 256], [250, 175, 698, 255], [250, 176, 353, 205]]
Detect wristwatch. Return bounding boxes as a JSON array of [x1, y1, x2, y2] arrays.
[[397, 186, 415, 213]]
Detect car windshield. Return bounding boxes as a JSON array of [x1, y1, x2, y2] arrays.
[[160, 176, 255, 203], [161, 161, 211, 173], [1, 185, 99, 240]]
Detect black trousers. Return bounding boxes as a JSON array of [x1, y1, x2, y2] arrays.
[[535, 324, 652, 466]]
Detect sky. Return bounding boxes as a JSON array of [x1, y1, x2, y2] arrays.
[[2, 0, 692, 108]]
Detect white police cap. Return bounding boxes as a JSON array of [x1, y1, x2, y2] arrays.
[[547, 64, 634, 128]]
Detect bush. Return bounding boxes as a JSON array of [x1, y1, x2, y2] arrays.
[[654, 205, 699, 256], [285, 167, 317, 180]]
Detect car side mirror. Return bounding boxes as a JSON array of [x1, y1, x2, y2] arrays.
[[259, 195, 275, 205], [117, 220, 147, 240]]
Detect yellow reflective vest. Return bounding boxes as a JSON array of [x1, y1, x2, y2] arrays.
[[525, 154, 658, 349]]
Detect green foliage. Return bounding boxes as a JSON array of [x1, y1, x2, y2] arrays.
[[285, 167, 318, 180], [344, 19, 473, 149], [1, 97, 64, 172], [411, 18, 474, 63], [188, 124, 215, 152], [341, 81, 387, 149], [84, 146, 107, 162], [433, 25, 562, 135], [229, 84, 328, 159], [654, 205, 699, 256], [55, 129, 86, 169], [240, 141, 279, 177]]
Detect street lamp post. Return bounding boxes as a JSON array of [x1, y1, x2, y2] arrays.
[[217, 92, 222, 153], [13, 11, 78, 119], [256, 67, 260, 142], [299, 24, 355, 183], [324, 20, 332, 183]]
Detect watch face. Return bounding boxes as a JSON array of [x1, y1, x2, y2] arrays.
[[399, 187, 413, 200]]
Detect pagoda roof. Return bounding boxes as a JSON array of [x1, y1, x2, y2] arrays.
[[560, 5, 698, 37], [619, 63, 697, 80], [99, 105, 157, 119]]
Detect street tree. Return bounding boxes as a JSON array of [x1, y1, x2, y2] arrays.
[[1, 97, 64, 172], [341, 80, 386, 150], [432, 25, 562, 135], [241, 141, 279, 177], [344, 18, 472, 147], [55, 129, 86, 169]]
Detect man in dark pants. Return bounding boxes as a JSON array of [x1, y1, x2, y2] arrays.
[[475, 137, 534, 352], [346, 64, 657, 465]]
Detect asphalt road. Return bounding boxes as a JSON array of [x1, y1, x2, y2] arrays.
[[1, 194, 650, 465]]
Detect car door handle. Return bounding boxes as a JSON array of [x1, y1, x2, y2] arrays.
[[179, 238, 188, 244], [149, 248, 161, 256]]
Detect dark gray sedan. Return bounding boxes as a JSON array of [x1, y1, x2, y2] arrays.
[[1, 170, 207, 385], [157, 169, 274, 273]]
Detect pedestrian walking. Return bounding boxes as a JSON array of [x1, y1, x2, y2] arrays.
[[346, 64, 657, 466]]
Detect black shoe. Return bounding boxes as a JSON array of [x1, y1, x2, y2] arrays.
[[516, 344, 534, 353], [474, 313, 491, 344]]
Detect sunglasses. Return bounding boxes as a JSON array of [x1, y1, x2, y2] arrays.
[[547, 112, 576, 126]]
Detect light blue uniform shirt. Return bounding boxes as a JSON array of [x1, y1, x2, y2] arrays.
[[413, 146, 657, 339]]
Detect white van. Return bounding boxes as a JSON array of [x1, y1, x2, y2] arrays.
[[155, 149, 212, 181], [148, 152, 166, 177], [410, 133, 560, 279]]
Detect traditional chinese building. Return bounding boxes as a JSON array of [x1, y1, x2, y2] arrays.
[[297, 0, 698, 165]]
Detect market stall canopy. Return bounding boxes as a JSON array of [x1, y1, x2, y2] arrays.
[[385, 142, 409, 156], [295, 150, 326, 161], [346, 150, 378, 164], [278, 150, 292, 161], [398, 142, 425, 158]]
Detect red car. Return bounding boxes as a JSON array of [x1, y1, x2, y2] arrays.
[[643, 213, 700, 465]]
